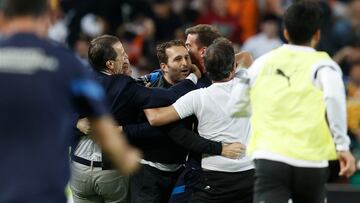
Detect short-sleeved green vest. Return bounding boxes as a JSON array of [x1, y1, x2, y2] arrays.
[[248, 46, 337, 161]]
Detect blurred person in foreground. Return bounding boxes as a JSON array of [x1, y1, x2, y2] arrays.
[[0, 0, 140, 202], [228, 1, 356, 203]]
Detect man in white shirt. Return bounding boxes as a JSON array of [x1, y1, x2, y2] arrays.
[[144, 38, 254, 203], [227, 1, 356, 203]]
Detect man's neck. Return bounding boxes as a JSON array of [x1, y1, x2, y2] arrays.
[[289, 41, 314, 48], [163, 75, 175, 85], [199, 60, 206, 75], [212, 77, 233, 83], [212, 71, 235, 83], [5, 16, 46, 37]]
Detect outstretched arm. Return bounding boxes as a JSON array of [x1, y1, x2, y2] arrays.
[[145, 89, 199, 126], [144, 106, 181, 126]]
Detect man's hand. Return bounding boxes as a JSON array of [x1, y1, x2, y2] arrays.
[[338, 151, 356, 178], [77, 118, 91, 134], [91, 116, 142, 174], [121, 147, 142, 175], [235, 51, 253, 69], [221, 142, 246, 159]]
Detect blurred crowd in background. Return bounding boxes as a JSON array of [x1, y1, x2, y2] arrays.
[[47, 0, 360, 186]]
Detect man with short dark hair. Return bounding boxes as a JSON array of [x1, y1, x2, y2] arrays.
[[0, 1, 140, 203], [130, 39, 195, 203], [185, 24, 222, 87], [228, 1, 356, 202], [71, 35, 133, 203], [185, 24, 222, 73], [154, 40, 192, 86], [162, 26, 223, 203], [130, 39, 241, 203], [144, 38, 254, 203]]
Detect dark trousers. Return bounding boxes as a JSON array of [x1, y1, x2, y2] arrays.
[[254, 159, 329, 203], [190, 169, 254, 203], [168, 165, 201, 203], [130, 164, 182, 203]]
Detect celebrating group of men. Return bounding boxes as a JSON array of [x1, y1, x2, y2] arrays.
[[0, 0, 357, 203]]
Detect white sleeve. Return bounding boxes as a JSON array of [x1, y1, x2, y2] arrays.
[[227, 54, 267, 117], [172, 90, 198, 119], [185, 73, 198, 84], [227, 78, 251, 117], [314, 65, 351, 151]]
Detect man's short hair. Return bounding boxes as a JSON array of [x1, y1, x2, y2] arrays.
[[88, 35, 120, 72], [156, 40, 186, 64], [205, 37, 234, 81], [1, 0, 48, 18], [284, 1, 323, 45], [185, 24, 222, 47]]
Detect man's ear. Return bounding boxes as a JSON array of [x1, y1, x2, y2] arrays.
[[199, 47, 207, 58], [106, 60, 113, 70], [283, 28, 290, 43], [311, 29, 321, 47], [160, 62, 167, 73]]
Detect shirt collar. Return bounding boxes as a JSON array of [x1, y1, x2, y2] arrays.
[[100, 71, 111, 76], [282, 44, 316, 52]]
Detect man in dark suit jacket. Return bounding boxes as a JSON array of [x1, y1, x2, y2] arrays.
[[70, 35, 199, 203], [74, 35, 243, 203]]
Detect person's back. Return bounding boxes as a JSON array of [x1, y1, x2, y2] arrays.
[[174, 78, 252, 172], [248, 45, 339, 161], [0, 1, 143, 202], [0, 28, 99, 203], [228, 2, 356, 203]]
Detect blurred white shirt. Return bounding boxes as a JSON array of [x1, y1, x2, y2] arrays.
[[241, 33, 282, 59]]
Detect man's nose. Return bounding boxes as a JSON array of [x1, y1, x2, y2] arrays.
[[181, 58, 188, 66]]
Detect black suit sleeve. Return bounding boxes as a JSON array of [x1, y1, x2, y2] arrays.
[[162, 122, 222, 155], [123, 122, 163, 139], [123, 119, 222, 155], [130, 79, 197, 109]]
